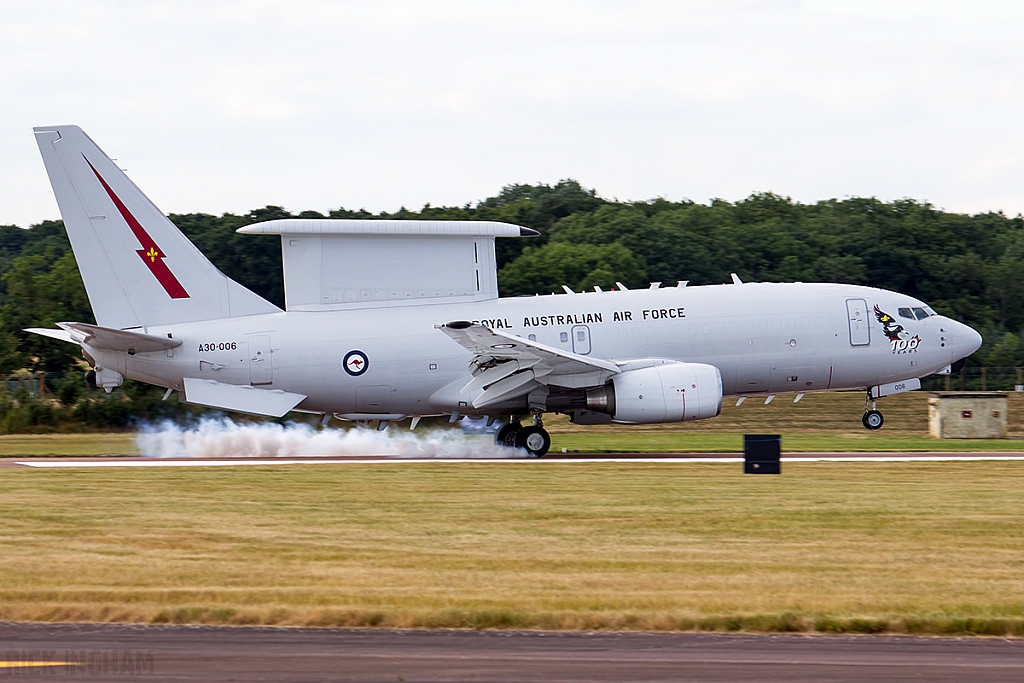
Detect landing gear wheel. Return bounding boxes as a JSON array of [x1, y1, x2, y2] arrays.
[[862, 410, 884, 430], [494, 422, 521, 448], [515, 425, 551, 458]]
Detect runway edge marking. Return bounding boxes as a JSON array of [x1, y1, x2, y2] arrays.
[[14, 456, 1024, 468]]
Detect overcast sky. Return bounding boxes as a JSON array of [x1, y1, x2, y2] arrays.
[[3, 0, 1024, 227]]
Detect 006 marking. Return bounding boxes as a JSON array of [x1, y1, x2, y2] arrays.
[[198, 342, 238, 352]]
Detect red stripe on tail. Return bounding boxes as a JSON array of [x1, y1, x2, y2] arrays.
[[85, 157, 189, 299]]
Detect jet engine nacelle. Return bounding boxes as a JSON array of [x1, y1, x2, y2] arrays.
[[586, 362, 723, 424]]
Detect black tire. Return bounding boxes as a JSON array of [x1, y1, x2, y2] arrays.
[[494, 422, 521, 448], [862, 410, 884, 430], [514, 426, 551, 457]]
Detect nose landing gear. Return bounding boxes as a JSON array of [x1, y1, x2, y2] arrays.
[[862, 394, 884, 430], [862, 410, 884, 430], [494, 412, 551, 457]]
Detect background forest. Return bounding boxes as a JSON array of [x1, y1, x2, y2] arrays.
[[1, 181, 1022, 431]]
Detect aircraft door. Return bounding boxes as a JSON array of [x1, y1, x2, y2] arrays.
[[356, 385, 392, 413], [571, 325, 591, 355], [248, 335, 273, 385], [735, 363, 771, 393], [769, 363, 833, 393], [846, 299, 870, 346]]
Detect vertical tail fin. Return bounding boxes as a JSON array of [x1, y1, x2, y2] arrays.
[[33, 125, 279, 329]]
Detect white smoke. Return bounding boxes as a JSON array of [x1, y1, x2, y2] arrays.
[[136, 418, 525, 459]]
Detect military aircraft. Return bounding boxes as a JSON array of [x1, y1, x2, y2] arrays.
[[27, 125, 982, 456]]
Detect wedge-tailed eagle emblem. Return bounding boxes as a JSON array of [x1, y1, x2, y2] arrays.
[[874, 305, 921, 353]]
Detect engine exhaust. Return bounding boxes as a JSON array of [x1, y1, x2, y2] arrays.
[[585, 382, 615, 415]]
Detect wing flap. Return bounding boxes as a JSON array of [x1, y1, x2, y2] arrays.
[[437, 321, 620, 405], [438, 321, 618, 376], [182, 378, 306, 418], [473, 370, 539, 409], [461, 357, 540, 395]]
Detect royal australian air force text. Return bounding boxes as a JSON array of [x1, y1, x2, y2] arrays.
[[469, 307, 686, 330]]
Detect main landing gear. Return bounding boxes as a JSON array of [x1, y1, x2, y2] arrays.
[[494, 413, 551, 457], [862, 394, 884, 430]]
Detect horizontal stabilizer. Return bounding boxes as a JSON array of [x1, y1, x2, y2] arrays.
[[183, 378, 306, 417], [26, 322, 183, 353], [24, 327, 76, 344]]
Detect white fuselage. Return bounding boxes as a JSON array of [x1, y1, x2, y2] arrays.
[[96, 282, 978, 419]]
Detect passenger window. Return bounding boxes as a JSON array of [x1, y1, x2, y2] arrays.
[[576, 330, 586, 341], [560, 332, 568, 342], [898, 308, 915, 320], [528, 334, 537, 341], [912, 307, 928, 320]]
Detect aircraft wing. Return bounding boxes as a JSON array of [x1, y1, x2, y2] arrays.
[[25, 322, 183, 353], [182, 378, 306, 418], [436, 321, 619, 409]]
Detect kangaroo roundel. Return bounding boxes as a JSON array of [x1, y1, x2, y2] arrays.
[[344, 350, 369, 376]]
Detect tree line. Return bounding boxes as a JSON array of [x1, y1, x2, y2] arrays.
[[1, 180, 1022, 430]]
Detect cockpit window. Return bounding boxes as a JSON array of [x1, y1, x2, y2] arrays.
[[899, 306, 937, 320]]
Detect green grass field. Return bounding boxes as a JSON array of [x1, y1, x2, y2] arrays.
[[2, 461, 1024, 635]]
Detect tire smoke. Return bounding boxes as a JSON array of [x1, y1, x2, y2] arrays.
[[136, 418, 525, 459]]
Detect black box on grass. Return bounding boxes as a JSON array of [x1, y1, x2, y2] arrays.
[[744, 434, 781, 474]]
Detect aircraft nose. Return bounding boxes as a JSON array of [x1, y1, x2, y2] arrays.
[[947, 319, 982, 361]]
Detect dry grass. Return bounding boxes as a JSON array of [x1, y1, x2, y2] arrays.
[[2, 462, 1024, 634], [0, 433, 138, 457], [548, 391, 1024, 452], [550, 389, 1002, 433]]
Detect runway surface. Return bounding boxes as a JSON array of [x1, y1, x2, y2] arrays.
[[4, 452, 1024, 467], [1, 623, 1022, 682]]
